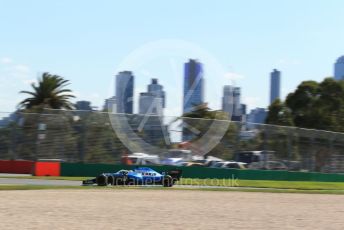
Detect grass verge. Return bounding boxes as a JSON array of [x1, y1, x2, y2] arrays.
[[0, 184, 343, 194], [177, 178, 344, 190]]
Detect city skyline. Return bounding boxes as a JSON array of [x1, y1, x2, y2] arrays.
[[1, 1, 344, 116]]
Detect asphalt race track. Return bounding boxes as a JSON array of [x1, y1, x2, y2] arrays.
[[0, 177, 80, 186], [0, 176, 243, 190], [0, 177, 230, 189]]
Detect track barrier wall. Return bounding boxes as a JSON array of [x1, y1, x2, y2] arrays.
[[34, 162, 61, 176], [60, 163, 344, 182], [0, 160, 34, 174]]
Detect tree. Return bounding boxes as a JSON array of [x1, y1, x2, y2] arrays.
[[177, 103, 239, 159], [266, 99, 294, 126], [284, 78, 344, 132], [181, 103, 228, 140], [18, 72, 75, 111]]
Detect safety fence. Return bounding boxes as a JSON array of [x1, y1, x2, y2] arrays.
[[1, 109, 344, 174]]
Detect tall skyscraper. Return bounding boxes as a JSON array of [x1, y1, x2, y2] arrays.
[[233, 87, 242, 117], [270, 69, 281, 104], [139, 79, 165, 115], [115, 71, 134, 114], [137, 79, 169, 145], [334, 56, 344, 80], [139, 93, 163, 115], [147, 78, 165, 108], [183, 59, 204, 114], [222, 85, 234, 118], [222, 85, 245, 121]]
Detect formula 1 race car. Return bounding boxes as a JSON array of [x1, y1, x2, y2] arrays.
[[82, 167, 182, 187]]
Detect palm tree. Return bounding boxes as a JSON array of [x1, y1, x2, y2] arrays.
[[19, 72, 75, 110], [182, 103, 217, 119], [177, 103, 228, 140]]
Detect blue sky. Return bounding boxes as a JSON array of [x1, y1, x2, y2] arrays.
[[1, 0, 344, 116]]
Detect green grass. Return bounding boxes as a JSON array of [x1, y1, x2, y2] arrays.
[[177, 178, 344, 190]]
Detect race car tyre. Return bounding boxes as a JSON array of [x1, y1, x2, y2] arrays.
[[126, 178, 136, 186], [96, 174, 108, 186], [107, 176, 114, 185], [163, 175, 173, 187], [114, 176, 127, 185]]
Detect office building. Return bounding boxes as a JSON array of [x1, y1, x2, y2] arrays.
[[115, 71, 134, 114], [183, 59, 204, 114], [137, 79, 169, 145], [139, 93, 163, 115], [247, 108, 267, 124], [103, 96, 117, 112], [75, 101, 92, 111], [222, 85, 245, 121], [148, 78, 165, 108], [334, 56, 344, 80], [222, 85, 234, 118], [139, 79, 165, 115], [270, 69, 281, 104]]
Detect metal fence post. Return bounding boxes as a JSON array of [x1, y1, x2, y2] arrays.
[[287, 129, 292, 171], [9, 124, 17, 160], [310, 135, 316, 172]]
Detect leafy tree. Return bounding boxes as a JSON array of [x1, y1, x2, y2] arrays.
[[284, 78, 344, 132], [266, 99, 294, 126], [181, 103, 228, 140], [265, 78, 344, 171], [19, 72, 75, 111], [178, 103, 239, 159]]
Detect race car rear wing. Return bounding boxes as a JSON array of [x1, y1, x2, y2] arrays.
[[167, 169, 183, 181]]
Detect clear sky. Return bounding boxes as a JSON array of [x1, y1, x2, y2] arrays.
[[1, 0, 344, 117]]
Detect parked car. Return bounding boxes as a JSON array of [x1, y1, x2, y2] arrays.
[[161, 149, 193, 165], [121, 152, 160, 165], [234, 151, 275, 165], [212, 161, 247, 169], [248, 161, 287, 170], [180, 162, 205, 167], [211, 161, 227, 168], [222, 161, 247, 169]]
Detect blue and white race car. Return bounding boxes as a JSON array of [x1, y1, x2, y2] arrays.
[[82, 167, 182, 187]]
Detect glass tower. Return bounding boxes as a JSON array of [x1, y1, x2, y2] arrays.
[[334, 56, 344, 80], [115, 71, 134, 114], [183, 59, 204, 114], [270, 69, 281, 104]]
